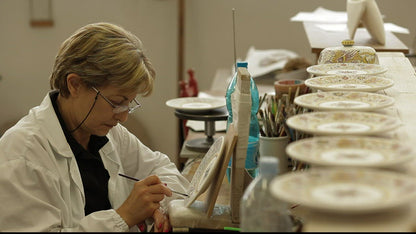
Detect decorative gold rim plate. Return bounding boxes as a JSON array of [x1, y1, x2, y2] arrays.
[[294, 91, 395, 111], [304, 75, 394, 92], [306, 63, 387, 76], [270, 167, 416, 213], [286, 111, 401, 136], [286, 136, 414, 168]]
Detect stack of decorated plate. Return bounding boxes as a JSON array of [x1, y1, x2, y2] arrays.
[[288, 60, 400, 148], [270, 136, 416, 214], [269, 46, 416, 216], [286, 61, 406, 168], [289, 63, 398, 139]]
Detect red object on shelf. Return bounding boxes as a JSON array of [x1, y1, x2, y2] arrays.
[[187, 68, 199, 97], [178, 68, 200, 138], [179, 80, 190, 97]]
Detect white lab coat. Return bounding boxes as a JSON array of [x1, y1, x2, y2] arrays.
[[0, 92, 190, 232]]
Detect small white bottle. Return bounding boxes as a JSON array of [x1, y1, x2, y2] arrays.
[[240, 156, 293, 232]]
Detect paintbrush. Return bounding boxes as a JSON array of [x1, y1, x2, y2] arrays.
[[118, 173, 189, 197]]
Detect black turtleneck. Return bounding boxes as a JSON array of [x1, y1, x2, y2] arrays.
[[50, 91, 112, 215]]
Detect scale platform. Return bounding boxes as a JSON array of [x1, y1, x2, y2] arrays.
[[175, 107, 228, 152]]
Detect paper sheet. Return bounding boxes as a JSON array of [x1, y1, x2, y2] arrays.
[[244, 46, 298, 78], [315, 22, 409, 34], [291, 6, 408, 34], [290, 7, 348, 23]]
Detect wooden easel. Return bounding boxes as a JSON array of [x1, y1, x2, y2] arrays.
[[168, 67, 253, 230], [168, 125, 238, 230]]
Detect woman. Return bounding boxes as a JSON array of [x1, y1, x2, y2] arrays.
[[0, 22, 189, 232]]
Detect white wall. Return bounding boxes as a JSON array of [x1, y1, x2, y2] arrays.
[[184, 0, 416, 91], [0, 0, 180, 163], [1, 0, 415, 166]]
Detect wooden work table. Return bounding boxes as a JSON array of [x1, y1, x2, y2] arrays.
[[303, 22, 409, 59]]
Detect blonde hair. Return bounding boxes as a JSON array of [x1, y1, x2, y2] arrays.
[[50, 22, 155, 97]]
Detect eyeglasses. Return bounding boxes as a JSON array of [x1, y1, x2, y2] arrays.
[[92, 86, 141, 114]]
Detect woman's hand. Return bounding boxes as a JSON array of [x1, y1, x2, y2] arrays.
[[116, 175, 172, 228], [153, 208, 171, 232]]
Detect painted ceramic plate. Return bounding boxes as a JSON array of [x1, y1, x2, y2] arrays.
[[306, 63, 387, 76], [166, 97, 226, 113], [270, 167, 416, 214], [304, 75, 394, 92], [286, 136, 414, 168], [293, 91, 395, 111], [286, 111, 401, 136], [184, 136, 225, 207]]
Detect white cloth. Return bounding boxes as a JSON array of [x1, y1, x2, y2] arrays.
[[244, 46, 298, 78], [0, 92, 190, 232]]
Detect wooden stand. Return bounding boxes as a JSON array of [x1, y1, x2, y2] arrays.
[[168, 125, 238, 230], [168, 67, 254, 230]]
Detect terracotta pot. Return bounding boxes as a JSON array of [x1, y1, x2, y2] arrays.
[[274, 79, 308, 101]]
